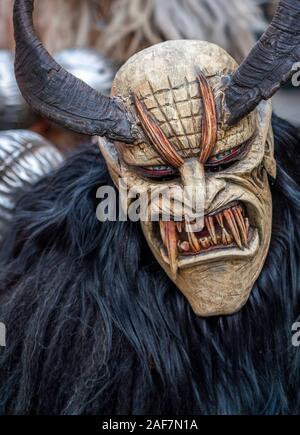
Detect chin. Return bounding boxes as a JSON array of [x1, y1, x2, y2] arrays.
[[141, 203, 271, 317]]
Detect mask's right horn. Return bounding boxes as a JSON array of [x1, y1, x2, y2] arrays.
[[225, 0, 300, 125]]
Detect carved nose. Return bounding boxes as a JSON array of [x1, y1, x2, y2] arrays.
[[179, 158, 205, 227]]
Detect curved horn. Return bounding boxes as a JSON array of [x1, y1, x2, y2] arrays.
[[13, 0, 136, 143], [226, 0, 300, 125]]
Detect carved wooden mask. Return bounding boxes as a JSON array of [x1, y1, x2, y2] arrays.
[[99, 41, 276, 316]]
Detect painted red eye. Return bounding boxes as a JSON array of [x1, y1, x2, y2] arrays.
[[205, 133, 256, 170], [136, 165, 179, 180], [206, 144, 243, 166]]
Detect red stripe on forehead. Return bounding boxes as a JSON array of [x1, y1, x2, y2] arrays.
[[197, 71, 218, 163], [133, 95, 184, 168]]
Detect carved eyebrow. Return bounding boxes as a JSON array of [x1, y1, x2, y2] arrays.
[[197, 70, 218, 163], [133, 95, 184, 168], [134, 70, 218, 167]]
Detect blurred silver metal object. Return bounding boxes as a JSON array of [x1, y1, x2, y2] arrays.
[[0, 51, 37, 130], [0, 130, 63, 242], [54, 48, 116, 95]]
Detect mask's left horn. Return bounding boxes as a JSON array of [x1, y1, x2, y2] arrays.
[[13, 0, 136, 143]]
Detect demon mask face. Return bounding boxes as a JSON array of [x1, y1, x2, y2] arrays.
[[99, 41, 276, 316], [14, 0, 298, 316]]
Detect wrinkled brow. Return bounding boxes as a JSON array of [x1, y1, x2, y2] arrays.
[[134, 70, 218, 167]]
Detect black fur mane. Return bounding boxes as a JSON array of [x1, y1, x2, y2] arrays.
[[0, 116, 300, 415]]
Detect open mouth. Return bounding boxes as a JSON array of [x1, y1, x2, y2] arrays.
[[151, 201, 259, 275]]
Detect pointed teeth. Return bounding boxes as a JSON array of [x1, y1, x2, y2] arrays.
[[199, 237, 210, 249], [223, 209, 243, 249], [164, 221, 178, 277], [185, 222, 201, 252], [232, 206, 248, 246], [217, 213, 232, 245], [216, 213, 224, 228], [205, 216, 218, 245], [222, 228, 233, 245], [159, 204, 250, 260], [176, 221, 183, 233], [159, 220, 166, 245]]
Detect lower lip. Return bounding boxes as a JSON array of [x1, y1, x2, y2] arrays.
[[158, 228, 259, 269]]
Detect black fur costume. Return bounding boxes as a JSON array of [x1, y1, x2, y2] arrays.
[[0, 116, 300, 415]]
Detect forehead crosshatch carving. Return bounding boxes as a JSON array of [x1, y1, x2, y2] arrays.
[[99, 40, 275, 316], [133, 69, 218, 166], [111, 41, 257, 169]]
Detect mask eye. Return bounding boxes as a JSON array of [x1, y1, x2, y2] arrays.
[[205, 134, 255, 172], [206, 144, 242, 166], [135, 165, 179, 181]]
